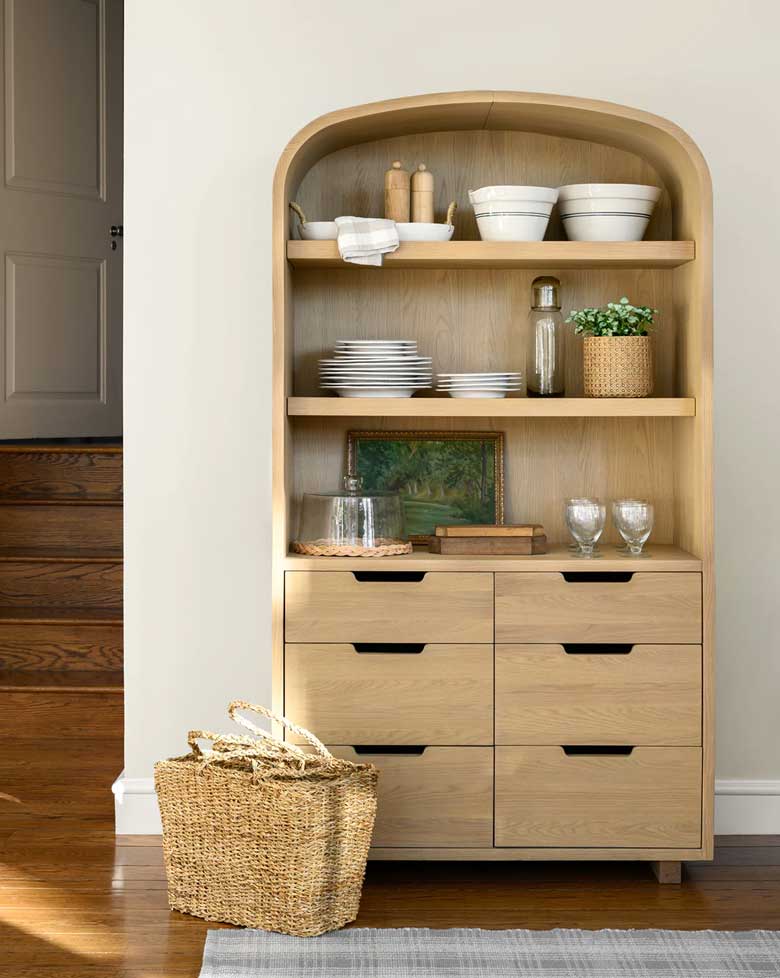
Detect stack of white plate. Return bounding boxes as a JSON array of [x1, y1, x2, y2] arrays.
[[320, 340, 433, 398], [437, 372, 523, 399]]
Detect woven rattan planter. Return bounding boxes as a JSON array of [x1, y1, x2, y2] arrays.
[[583, 335, 654, 398]]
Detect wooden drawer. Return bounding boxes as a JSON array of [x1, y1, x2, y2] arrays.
[[496, 644, 701, 746], [495, 746, 701, 848], [326, 747, 493, 848], [495, 572, 701, 643], [285, 571, 493, 643], [285, 644, 493, 745]]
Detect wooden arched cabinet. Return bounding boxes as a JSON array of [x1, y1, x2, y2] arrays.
[[273, 92, 712, 876]]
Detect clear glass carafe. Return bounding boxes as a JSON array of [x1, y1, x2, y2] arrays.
[[526, 276, 565, 396]]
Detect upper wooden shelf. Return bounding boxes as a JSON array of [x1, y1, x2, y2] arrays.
[[288, 397, 695, 419], [287, 240, 696, 270]]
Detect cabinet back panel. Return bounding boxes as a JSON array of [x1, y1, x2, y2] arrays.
[[289, 417, 676, 545], [293, 268, 676, 398], [293, 129, 672, 242]]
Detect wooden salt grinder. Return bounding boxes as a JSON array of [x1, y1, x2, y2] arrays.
[[411, 164, 434, 222], [384, 161, 410, 222]]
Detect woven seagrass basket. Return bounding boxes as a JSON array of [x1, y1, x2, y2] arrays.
[[154, 701, 378, 937], [583, 335, 654, 398]]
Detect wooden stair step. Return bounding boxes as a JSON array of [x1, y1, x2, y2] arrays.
[[0, 561, 122, 610], [0, 690, 124, 738], [0, 502, 122, 557], [0, 607, 122, 624], [0, 670, 123, 692], [0, 620, 122, 672], [0, 446, 122, 501]]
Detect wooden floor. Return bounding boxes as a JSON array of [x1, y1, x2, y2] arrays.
[[2, 727, 780, 976]]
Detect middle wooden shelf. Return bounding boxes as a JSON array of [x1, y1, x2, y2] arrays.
[[287, 396, 696, 418]]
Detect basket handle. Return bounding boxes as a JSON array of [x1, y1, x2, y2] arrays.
[[289, 201, 307, 226], [228, 700, 333, 761], [187, 729, 223, 756]]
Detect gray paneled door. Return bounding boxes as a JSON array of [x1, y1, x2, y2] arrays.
[[0, 0, 122, 438]]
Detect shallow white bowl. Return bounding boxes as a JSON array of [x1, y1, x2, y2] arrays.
[[557, 184, 661, 241], [396, 223, 454, 242], [299, 221, 338, 240]]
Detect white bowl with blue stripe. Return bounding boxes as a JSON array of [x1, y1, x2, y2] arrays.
[[558, 184, 662, 241], [469, 186, 558, 241]]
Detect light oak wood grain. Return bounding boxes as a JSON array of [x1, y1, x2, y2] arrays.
[[284, 543, 701, 572], [287, 240, 694, 268], [292, 267, 677, 399], [495, 746, 702, 848], [293, 128, 672, 243], [495, 644, 701, 746], [284, 571, 493, 643], [495, 572, 702, 643], [285, 643, 493, 745], [289, 417, 678, 546], [287, 397, 696, 418], [273, 92, 714, 861], [324, 746, 494, 848]]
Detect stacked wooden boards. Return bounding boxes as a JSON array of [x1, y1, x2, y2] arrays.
[[429, 524, 546, 555]]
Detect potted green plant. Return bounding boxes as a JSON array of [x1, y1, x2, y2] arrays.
[[566, 297, 658, 398]]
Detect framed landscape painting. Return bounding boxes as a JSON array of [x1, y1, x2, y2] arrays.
[[347, 431, 505, 542]]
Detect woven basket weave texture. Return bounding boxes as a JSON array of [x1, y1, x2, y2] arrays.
[[583, 335, 654, 398], [154, 702, 378, 937]]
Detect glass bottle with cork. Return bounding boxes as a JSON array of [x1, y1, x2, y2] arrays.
[[526, 275, 565, 397]]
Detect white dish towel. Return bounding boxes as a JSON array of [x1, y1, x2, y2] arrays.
[[335, 216, 399, 266]]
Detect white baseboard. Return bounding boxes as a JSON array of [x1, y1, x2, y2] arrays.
[[713, 780, 780, 835], [112, 772, 162, 834], [111, 774, 780, 838]]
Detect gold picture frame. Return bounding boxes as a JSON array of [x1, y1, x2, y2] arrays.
[[347, 430, 505, 543]]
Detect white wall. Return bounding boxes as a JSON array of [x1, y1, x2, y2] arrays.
[[121, 0, 780, 831]]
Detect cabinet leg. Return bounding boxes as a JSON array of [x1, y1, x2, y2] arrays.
[[651, 860, 682, 884]]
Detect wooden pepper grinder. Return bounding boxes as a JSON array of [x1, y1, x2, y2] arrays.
[[411, 163, 434, 223], [384, 161, 410, 222]]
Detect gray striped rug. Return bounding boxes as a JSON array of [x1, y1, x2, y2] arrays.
[[200, 927, 780, 976]]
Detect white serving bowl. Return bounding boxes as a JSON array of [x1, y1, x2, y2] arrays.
[[299, 221, 338, 240], [468, 185, 558, 242], [557, 184, 661, 241], [396, 222, 454, 242]]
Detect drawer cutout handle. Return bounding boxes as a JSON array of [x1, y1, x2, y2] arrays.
[[562, 572, 634, 584], [353, 643, 425, 654], [562, 643, 634, 655], [353, 745, 427, 756], [563, 745, 634, 756], [352, 571, 426, 583]]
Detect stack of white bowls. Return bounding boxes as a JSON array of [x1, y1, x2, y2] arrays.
[[319, 340, 433, 398], [469, 186, 559, 241], [437, 372, 523, 399], [557, 184, 661, 241]]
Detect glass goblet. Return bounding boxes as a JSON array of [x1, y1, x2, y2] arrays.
[[613, 499, 654, 557], [565, 498, 606, 558], [611, 498, 643, 554]]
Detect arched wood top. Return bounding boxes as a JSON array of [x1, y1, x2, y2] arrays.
[[273, 91, 711, 240]]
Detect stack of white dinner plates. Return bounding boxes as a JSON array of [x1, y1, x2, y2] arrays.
[[319, 340, 433, 398], [436, 372, 523, 399]]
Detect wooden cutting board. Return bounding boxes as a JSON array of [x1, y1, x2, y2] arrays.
[[435, 524, 545, 538], [429, 534, 547, 555]]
